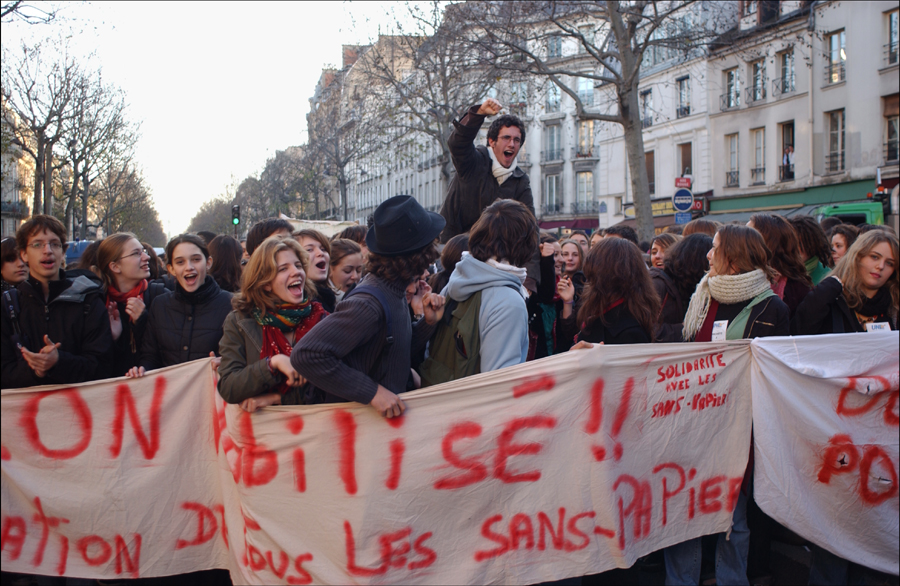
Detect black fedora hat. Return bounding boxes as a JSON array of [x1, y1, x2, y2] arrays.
[[366, 195, 446, 256]]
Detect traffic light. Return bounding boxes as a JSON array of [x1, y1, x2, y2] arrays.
[[231, 205, 240, 226]]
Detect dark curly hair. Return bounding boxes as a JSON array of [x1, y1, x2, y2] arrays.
[[603, 224, 639, 246], [367, 243, 440, 288], [663, 233, 713, 304], [246, 218, 293, 256], [789, 216, 834, 268], [469, 199, 539, 268], [578, 237, 660, 341], [749, 213, 811, 287], [487, 114, 526, 145]]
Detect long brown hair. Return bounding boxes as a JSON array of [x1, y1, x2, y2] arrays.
[[749, 213, 811, 286], [715, 225, 776, 280], [831, 230, 899, 314], [577, 238, 659, 340], [329, 238, 362, 267], [96, 233, 139, 290], [208, 235, 243, 293], [468, 199, 539, 268], [233, 236, 316, 314]]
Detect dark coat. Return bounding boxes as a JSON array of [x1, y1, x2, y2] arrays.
[[792, 276, 896, 335], [439, 105, 533, 242], [651, 268, 685, 325], [1, 271, 114, 388], [561, 303, 651, 346], [314, 281, 337, 314], [110, 279, 169, 376], [695, 295, 791, 341], [781, 277, 811, 318], [139, 276, 232, 370], [527, 255, 560, 360]]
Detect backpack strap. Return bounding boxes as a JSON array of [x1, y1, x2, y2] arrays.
[[3, 289, 22, 338], [344, 285, 394, 345]]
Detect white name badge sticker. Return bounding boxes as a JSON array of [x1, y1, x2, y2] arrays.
[[712, 320, 729, 342], [866, 322, 890, 332]]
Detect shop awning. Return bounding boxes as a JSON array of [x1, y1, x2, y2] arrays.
[[707, 179, 875, 213]]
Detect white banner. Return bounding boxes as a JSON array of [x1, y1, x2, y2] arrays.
[[751, 333, 899, 576], [3, 341, 754, 583]]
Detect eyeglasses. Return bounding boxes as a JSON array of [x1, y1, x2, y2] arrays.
[[117, 248, 148, 262], [28, 241, 63, 251]]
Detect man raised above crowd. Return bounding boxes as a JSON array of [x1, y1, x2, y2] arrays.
[[439, 98, 533, 242]]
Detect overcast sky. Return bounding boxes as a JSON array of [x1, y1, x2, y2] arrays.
[[2, 1, 420, 235]]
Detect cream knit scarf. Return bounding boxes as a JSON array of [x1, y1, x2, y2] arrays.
[[487, 146, 517, 185], [682, 269, 772, 341]]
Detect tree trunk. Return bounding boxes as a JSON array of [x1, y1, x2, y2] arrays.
[[33, 140, 44, 216], [620, 86, 655, 244], [64, 161, 80, 236], [81, 174, 90, 240], [42, 149, 54, 215]]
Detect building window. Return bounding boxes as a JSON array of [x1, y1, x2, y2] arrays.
[[749, 60, 766, 102], [645, 150, 655, 194], [726, 133, 739, 187], [887, 11, 899, 65], [777, 50, 795, 95], [576, 172, 593, 207], [510, 81, 528, 107], [826, 30, 846, 84], [723, 68, 741, 110], [577, 77, 594, 106], [545, 174, 561, 213], [827, 109, 845, 172], [547, 35, 562, 58], [886, 113, 899, 163], [544, 125, 562, 161], [546, 84, 561, 113], [780, 121, 795, 181], [677, 76, 691, 118], [577, 121, 594, 156], [578, 25, 593, 53], [641, 89, 653, 128], [678, 142, 692, 176], [743, 1, 757, 17], [752, 128, 765, 184]]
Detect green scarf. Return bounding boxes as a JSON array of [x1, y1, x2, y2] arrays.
[[726, 289, 776, 340], [252, 297, 314, 332], [805, 256, 830, 286]]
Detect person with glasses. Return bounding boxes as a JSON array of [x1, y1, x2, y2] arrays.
[[96, 233, 169, 376], [1, 215, 113, 389]]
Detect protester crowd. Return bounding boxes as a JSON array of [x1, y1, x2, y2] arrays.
[[1, 100, 898, 586]]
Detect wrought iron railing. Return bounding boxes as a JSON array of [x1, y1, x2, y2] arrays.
[[541, 202, 563, 215], [540, 149, 564, 163], [885, 41, 899, 66], [779, 164, 795, 181], [772, 76, 795, 96], [825, 152, 845, 173], [676, 105, 691, 118], [726, 171, 740, 187], [750, 167, 766, 185], [746, 82, 766, 104], [570, 201, 600, 215], [885, 141, 899, 164], [0, 200, 28, 216], [720, 93, 740, 111], [824, 61, 845, 85], [573, 146, 597, 158]]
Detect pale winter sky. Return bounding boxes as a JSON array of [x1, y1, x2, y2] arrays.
[[2, 1, 422, 235]]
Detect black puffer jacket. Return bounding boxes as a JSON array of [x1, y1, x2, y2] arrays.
[[139, 276, 232, 370], [792, 276, 896, 335], [561, 303, 651, 347], [1, 271, 113, 388]]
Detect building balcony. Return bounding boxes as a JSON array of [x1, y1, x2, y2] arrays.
[[824, 62, 845, 85], [825, 152, 845, 173], [540, 149, 564, 164], [885, 141, 899, 165], [571, 201, 600, 215], [750, 167, 766, 185], [772, 76, 795, 97], [779, 164, 795, 182], [542, 202, 564, 216], [726, 171, 740, 187], [572, 146, 598, 160], [885, 41, 898, 67], [676, 105, 691, 119], [746, 84, 766, 104], [720, 93, 740, 112], [0, 200, 29, 217]]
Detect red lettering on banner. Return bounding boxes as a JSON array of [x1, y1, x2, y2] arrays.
[[585, 378, 634, 461], [494, 415, 557, 483], [386, 415, 405, 429], [246, 544, 266, 571], [114, 534, 141, 579], [286, 553, 314, 585], [212, 401, 225, 455], [20, 389, 92, 460], [344, 521, 436, 575], [614, 475, 652, 550], [175, 502, 218, 550], [512, 374, 556, 398], [77, 535, 111, 566], [725, 477, 743, 512], [474, 509, 612, 562], [885, 392, 899, 426], [474, 515, 509, 561], [213, 505, 228, 550], [858, 445, 898, 505], [1, 446, 9, 460], [657, 354, 725, 384], [835, 378, 899, 425], [287, 416, 306, 493], [240, 412, 278, 487], [537, 509, 565, 551], [567, 512, 595, 550], [653, 463, 686, 526], [1, 515, 26, 560], [109, 378, 165, 459], [698, 476, 725, 514], [56, 535, 68, 576], [31, 497, 69, 567], [651, 397, 684, 419], [817, 434, 859, 483], [266, 550, 289, 579], [434, 422, 487, 490], [509, 514, 534, 550], [610, 378, 634, 461], [334, 410, 358, 495], [386, 439, 405, 490]]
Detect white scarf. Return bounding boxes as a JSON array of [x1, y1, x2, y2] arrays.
[[487, 146, 517, 185], [682, 269, 772, 341]]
